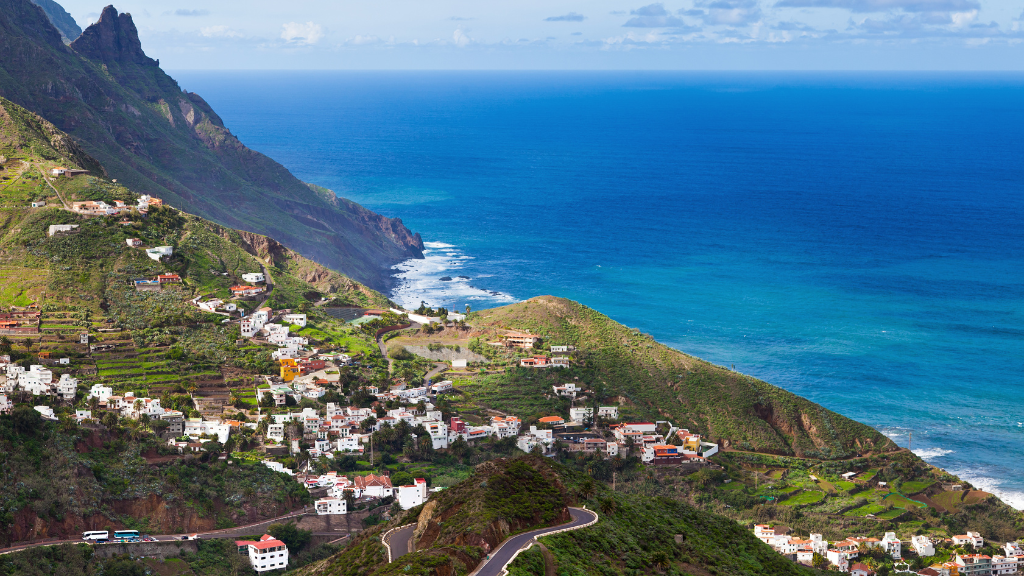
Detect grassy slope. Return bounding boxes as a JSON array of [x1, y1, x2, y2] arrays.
[[470, 296, 896, 459], [0, 0, 422, 289]]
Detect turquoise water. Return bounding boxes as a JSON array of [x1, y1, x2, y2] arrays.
[[172, 71, 1024, 506]]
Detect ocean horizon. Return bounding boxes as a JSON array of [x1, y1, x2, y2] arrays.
[[172, 70, 1024, 508]]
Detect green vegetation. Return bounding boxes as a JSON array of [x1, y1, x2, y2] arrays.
[[781, 491, 826, 506], [900, 480, 934, 494]]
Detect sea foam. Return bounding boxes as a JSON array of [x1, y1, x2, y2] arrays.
[[390, 241, 517, 310]]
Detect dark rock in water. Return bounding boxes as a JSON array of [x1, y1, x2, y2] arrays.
[[457, 275, 470, 280], [439, 276, 453, 281]]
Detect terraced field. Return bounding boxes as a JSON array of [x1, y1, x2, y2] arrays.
[[780, 490, 825, 506]]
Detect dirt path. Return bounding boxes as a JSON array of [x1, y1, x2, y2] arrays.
[[38, 167, 70, 209], [536, 541, 557, 576]]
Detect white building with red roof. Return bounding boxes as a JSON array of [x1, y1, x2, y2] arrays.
[[235, 534, 288, 572]]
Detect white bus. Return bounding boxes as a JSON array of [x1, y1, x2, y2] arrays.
[[113, 530, 140, 542], [82, 530, 109, 541]]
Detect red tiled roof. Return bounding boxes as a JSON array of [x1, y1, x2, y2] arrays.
[[251, 538, 286, 550]]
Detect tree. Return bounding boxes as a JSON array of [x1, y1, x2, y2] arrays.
[[267, 522, 311, 552], [101, 411, 120, 430], [11, 405, 42, 436], [391, 471, 414, 487], [598, 497, 617, 515], [578, 479, 596, 500], [812, 552, 829, 570], [260, 393, 275, 408]]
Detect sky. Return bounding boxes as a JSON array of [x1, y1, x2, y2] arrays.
[[56, 0, 1024, 69]]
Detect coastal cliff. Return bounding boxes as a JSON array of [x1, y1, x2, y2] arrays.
[[0, 0, 423, 290]]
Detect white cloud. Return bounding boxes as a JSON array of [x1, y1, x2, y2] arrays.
[[200, 25, 242, 38], [453, 28, 473, 46], [281, 21, 323, 45]]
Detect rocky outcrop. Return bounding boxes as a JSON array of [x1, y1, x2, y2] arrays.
[[70, 5, 151, 65]]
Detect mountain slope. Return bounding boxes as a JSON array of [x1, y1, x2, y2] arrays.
[[30, 0, 80, 42], [467, 296, 897, 459], [0, 0, 423, 290]]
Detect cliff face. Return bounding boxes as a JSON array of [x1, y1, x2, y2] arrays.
[[0, 0, 423, 290]]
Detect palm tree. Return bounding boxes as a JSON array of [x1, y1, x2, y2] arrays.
[[578, 479, 596, 501], [651, 551, 669, 571], [598, 497, 617, 515]]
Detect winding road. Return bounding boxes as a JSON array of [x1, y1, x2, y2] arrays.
[[470, 508, 597, 576], [385, 508, 598, 576]]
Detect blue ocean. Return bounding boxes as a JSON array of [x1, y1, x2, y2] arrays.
[[173, 71, 1024, 507]]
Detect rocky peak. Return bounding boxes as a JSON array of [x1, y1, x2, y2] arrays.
[[70, 5, 155, 66]]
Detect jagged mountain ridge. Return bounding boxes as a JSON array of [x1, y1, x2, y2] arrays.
[[0, 0, 423, 290]]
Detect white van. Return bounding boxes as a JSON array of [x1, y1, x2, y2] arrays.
[[82, 530, 109, 541]]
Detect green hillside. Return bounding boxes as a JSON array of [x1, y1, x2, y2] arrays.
[[466, 296, 895, 459], [295, 456, 821, 576], [0, 0, 423, 289]]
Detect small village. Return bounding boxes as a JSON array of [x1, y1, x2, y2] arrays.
[[753, 522, 1021, 575]]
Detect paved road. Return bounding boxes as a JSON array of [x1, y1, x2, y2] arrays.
[[0, 510, 307, 556], [424, 362, 447, 382], [385, 524, 416, 560], [471, 508, 597, 576]]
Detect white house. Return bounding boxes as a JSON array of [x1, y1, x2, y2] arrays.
[[267, 423, 285, 442], [569, 406, 594, 422], [397, 478, 429, 510], [597, 406, 619, 419], [550, 345, 571, 353], [145, 246, 173, 261], [75, 409, 92, 422], [912, 535, 935, 557], [1005, 542, 1023, 558], [282, 314, 306, 327], [242, 272, 265, 283], [990, 556, 1018, 575], [551, 356, 570, 368], [263, 461, 294, 475], [826, 550, 856, 572], [237, 535, 289, 573], [47, 224, 78, 237], [517, 426, 554, 453], [34, 406, 57, 420], [430, 380, 453, 394], [882, 532, 902, 558], [314, 497, 347, 515], [55, 374, 77, 400], [552, 382, 578, 398], [240, 318, 260, 338], [953, 532, 984, 549], [0, 394, 12, 414], [88, 383, 113, 403]]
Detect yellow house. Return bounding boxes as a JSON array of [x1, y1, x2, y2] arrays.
[[280, 359, 300, 382]]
